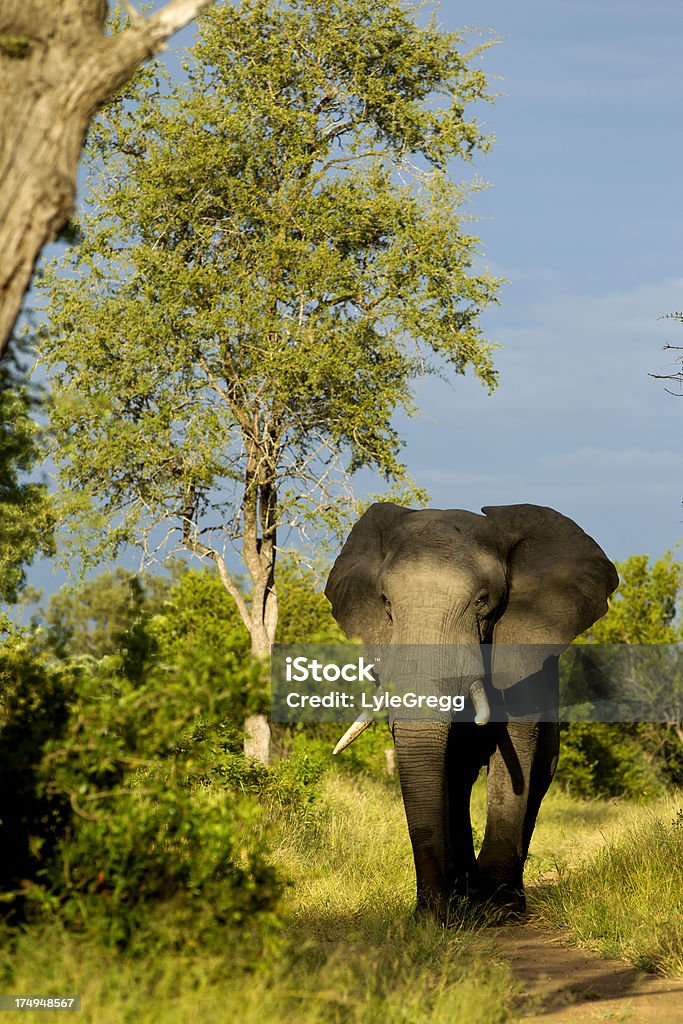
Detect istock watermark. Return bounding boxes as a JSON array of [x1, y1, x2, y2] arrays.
[[270, 644, 683, 724], [284, 655, 377, 683], [272, 644, 473, 722]]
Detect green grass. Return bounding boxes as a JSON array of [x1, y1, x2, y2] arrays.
[[3, 764, 682, 1022], [0, 772, 520, 1024], [529, 800, 683, 976], [0, 923, 518, 1024], [472, 771, 683, 977]]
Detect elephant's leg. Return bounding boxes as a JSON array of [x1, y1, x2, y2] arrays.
[[392, 719, 451, 918], [521, 719, 559, 860], [477, 719, 535, 906], [444, 722, 493, 899], [477, 718, 558, 911]]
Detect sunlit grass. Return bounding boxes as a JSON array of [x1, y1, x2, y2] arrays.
[[3, 763, 682, 1023], [0, 771, 520, 1024], [529, 798, 683, 976]]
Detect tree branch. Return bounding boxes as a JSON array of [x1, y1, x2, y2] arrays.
[[182, 517, 252, 631], [0, 0, 214, 358], [106, 0, 214, 79]]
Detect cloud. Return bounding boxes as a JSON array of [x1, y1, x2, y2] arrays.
[[538, 446, 677, 474], [414, 274, 683, 418]]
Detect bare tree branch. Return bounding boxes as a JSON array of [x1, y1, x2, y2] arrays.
[[650, 343, 683, 394], [181, 513, 252, 631]]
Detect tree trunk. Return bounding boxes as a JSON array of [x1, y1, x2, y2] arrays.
[[243, 713, 271, 765], [236, 427, 279, 764], [245, 592, 274, 765], [0, 0, 213, 359]]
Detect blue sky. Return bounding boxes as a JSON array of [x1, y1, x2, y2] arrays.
[[389, 0, 683, 561], [21, 0, 683, 603]]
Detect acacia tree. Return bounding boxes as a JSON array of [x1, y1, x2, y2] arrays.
[[0, 0, 213, 359], [38, 0, 501, 658]]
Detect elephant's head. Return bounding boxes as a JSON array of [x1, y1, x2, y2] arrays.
[[325, 502, 618, 725]]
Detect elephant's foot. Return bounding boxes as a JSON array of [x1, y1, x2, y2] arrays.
[[413, 850, 451, 924], [472, 878, 526, 921], [415, 891, 481, 929], [415, 869, 486, 927], [414, 893, 448, 925]]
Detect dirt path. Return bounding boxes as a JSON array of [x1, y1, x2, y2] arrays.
[[489, 925, 683, 1023]]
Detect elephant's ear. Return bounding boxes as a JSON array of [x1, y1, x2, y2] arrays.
[[325, 502, 411, 642], [482, 504, 619, 687]]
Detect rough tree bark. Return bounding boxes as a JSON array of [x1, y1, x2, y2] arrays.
[[0, 0, 213, 359]]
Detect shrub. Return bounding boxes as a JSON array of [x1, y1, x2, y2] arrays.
[[0, 642, 281, 950], [0, 647, 71, 912], [41, 784, 280, 953], [556, 722, 665, 799]]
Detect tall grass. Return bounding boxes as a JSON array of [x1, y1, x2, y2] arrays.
[[530, 802, 683, 976], [0, 773, 520, 1024], [5, 760, 681, 1022]]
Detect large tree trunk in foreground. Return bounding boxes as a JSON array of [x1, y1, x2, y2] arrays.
[[0, 0, 213, 359]]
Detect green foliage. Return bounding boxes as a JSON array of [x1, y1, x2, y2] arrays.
[[33, 557, 343, 727], [37, 0, 500, 588], [274, 556, 345, 644], [581, 551, 682, 644], [41, 568, 170, 665], [151, 566, 251, 664], [562, 552, 683, 798], [144, 555, 343, 655], [150, 555, 344, 714], [0, 549, 353, 954], [0, 549, 350, 950], [42, 786, 280, 953], [0, 642, 282, 950], [555, 722, 664, 799], [214, 737, 328, 810], [0, 647, 71, 908], [0, 345, 53, 604]]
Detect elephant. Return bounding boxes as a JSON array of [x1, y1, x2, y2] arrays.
[[324, 502, 618, 920]]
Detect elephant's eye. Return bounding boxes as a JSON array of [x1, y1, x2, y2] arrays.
[[382, 595, 393, 622], [474, 592, 490, 612]]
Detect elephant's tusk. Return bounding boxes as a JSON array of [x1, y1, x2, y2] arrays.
[[469, 679, 490, 726], [332, 712, 373, 754]]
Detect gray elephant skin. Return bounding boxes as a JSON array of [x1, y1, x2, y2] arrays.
[[325, 502, 618, 920]]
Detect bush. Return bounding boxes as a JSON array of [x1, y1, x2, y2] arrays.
[[0, 642, 282, 950], [0, 647, 71, 912], [41, 785, 280, 953], [213, 742, 328, 811], [556, 722, 665, 799]]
